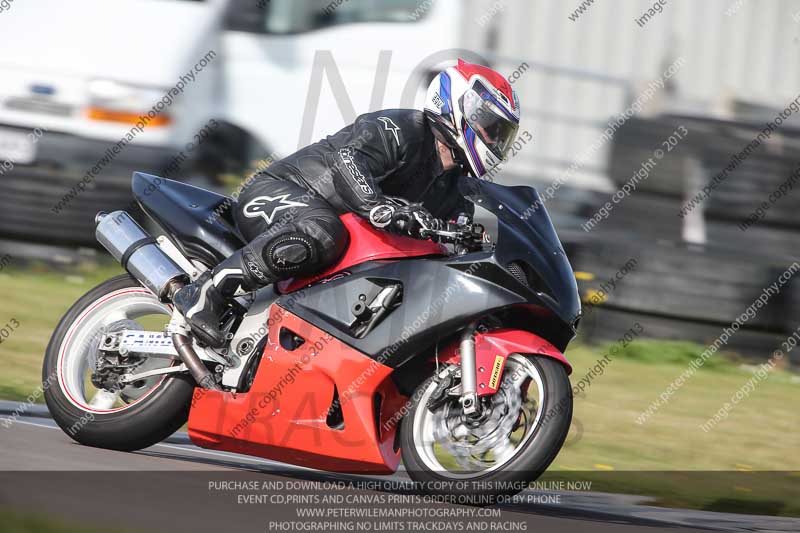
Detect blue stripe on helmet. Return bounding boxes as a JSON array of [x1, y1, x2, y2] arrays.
[[464, 126, 486, 176], [440, 72, 452, 115]]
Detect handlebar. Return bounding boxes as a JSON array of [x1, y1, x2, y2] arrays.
[[390, 209, 484, 249], [422, 222, 485, 247]]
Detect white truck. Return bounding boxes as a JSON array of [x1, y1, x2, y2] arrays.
[[0, 0, 466, 244]]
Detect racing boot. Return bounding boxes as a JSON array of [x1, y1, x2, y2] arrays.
[[172, 271, 229, 348], [173, 231, 318, 347], [173, 247, 277, 348]]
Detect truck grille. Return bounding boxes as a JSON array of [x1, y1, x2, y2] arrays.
[[4, 97, 74, 116]]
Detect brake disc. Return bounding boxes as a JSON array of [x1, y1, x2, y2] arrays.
[[431, 369, 523, 471]]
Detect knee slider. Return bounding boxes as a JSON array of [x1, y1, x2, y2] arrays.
[[264, 233, 317, 275]]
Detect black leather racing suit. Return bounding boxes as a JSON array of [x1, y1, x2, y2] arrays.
[[213, 109, 474, 294]]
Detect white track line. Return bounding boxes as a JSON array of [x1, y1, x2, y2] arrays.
[[2, 416, 299, 469], [151, 442, 283, 466], [1, 417, 57, 430]]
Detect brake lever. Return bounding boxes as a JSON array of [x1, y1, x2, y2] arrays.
[[426, 229, 463, 242], [422, 222, 479, 244]]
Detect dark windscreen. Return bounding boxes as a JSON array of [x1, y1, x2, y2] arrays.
[[460, 177, 581, 325]]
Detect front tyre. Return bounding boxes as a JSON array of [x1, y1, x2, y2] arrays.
[[400, 355, 572, 499], [43, 274, 194, 451]]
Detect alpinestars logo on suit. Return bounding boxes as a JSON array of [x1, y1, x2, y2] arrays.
[[242, 194, 309, 224]]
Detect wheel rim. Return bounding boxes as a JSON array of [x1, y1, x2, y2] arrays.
[[56, 287, 174, 414], [411, 354, 546, 478]]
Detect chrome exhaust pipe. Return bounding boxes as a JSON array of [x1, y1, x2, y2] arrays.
[[96, 211, 219, 390], [95, 211, 188, 301]]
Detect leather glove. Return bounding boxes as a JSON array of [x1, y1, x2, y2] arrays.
[[369, 202, 442, 239]]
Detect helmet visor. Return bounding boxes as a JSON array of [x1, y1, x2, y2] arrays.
[[461, 80, 519, 160]]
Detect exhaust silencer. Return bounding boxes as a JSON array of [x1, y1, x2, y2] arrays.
[[96, 211, 188, 301]]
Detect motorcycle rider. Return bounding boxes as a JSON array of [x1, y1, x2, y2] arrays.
[[174, 60, 521, 347]]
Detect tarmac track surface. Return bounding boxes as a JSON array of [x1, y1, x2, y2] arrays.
[[0, 413, 791, 533]]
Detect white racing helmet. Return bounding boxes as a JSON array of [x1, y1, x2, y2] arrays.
[[425, 59, 521, 177]]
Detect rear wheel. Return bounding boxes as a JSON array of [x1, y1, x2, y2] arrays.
[[43, 274, 194, 451], [400, 355, 572, 500]]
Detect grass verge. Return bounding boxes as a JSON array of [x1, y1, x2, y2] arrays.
[[0, 262, 122, 401], [549, 342, 799, 516], [0, 508, 137, 533]]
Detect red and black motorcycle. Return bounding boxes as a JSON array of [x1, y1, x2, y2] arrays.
[[44, 172, 579, 497]]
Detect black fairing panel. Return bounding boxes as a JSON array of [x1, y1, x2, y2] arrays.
[[461, 177, 581, 327], [276, 254, 551, 368], [132, 172, 245, 265]]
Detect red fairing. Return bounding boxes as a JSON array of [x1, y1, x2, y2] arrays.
[[188, 305, 408, 474], [278, 213, 447, 293], [439, 329, 572, 396]]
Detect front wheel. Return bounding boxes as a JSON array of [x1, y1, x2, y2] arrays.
[[43, 274, 195, 451], [400, 355, 572, 499]]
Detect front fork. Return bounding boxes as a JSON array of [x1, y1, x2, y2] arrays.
[[432, 326, 572, 416], [459, 322, 481, 417]]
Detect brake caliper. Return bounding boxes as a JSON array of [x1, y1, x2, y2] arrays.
[[427, 366, 459, 412]]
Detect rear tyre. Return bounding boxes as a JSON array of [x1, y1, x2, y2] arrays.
[[43, 274, 194, 451], [400, 356, 572, 501]]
